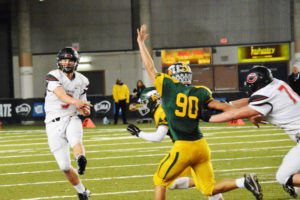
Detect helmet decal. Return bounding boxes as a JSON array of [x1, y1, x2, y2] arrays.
[[151, 93, 159, 102], [139, 87, 161, 113], [64, 54, 73, 58], [167, 62, 192, 85], [247, 73, 258, 84], [244, 65, 274, 95], [182, 63, 190, 72]]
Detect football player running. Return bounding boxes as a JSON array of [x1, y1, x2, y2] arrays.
[[127, 87, 196, 190], [209, 65, 300, 198], [45, 47, 92, 200], [137, 24, 263, 200]]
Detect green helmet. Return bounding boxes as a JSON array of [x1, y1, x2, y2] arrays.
[[139, 87, 161, 113]]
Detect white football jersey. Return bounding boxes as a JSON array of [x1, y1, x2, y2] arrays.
[[44, 69, 89, 123], [249, 78, 300, 141]]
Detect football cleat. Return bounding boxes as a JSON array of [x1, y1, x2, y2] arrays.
[[78, 188, 91, 200], [283, 184, 297, 198], [244, 173, 263, 200], [77, 155, 87, 175]]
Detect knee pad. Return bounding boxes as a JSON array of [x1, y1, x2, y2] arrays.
[[53, 146, 71, 172], [276, 170, 291, 185], [58, 160, 71, 172]]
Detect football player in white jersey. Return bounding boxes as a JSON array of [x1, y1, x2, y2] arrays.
[[209, 65, 300, 198], [45, 47, 92, 200]]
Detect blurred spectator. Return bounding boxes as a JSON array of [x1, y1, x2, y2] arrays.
[[112, 78, 130, 124], [288, 64, 300, 95], [132, 80, 146, 102]]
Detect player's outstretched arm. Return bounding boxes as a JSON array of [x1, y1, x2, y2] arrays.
[[137, 24, 157, 85], [209, 106, 260, 123], [127, 124, 168, 142], [54, 86, 92, 109], [207, 100, 233, 112], [230, 98, 249, 108]]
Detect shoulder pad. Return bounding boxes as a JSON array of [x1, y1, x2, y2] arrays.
[[46, 70, 60, 81], [77, 72, 90, 85]]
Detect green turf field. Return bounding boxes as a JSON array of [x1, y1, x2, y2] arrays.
[[0, 122, 297, 200]]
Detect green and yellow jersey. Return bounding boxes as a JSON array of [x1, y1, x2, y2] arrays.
[[153, 105, 168, 127], [155, 73, 213, 141]]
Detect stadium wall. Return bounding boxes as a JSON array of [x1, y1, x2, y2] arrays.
[[12, 51, 163, 98]]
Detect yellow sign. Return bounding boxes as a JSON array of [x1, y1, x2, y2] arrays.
[[161, 48, 211, 66], [238, 44, 289, 63]]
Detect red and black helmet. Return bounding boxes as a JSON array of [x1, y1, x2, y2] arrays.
[[245, 65, 273, 95], [56, 47, 80, 71]]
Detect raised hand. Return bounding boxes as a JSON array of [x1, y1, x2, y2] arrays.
[[137, 24, 149, 43]]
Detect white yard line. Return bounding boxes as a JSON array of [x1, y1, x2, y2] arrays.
[[0, 133, 291, 148], [0, 144, 293, 159], [0, 153, 279, 168], [19, 180, 280, 200], [0, 152, 285, 169], [0, 165, 280, 188], [0, 125, 278, 135], [19, 189, 154, 200], [0, 162, 279, 176], [0, 127, 281, 142]]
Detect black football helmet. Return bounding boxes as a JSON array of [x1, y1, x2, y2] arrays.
[[245, 65, 273, 95], [57, 47, 80, 73]]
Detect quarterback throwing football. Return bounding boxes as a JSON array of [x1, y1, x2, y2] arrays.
[[44, 47, 92, 200]]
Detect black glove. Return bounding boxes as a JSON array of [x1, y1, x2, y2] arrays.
[[199, 105, 212, 122], [127, 124, 141, 137]]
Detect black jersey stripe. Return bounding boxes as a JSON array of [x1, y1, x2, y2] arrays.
[[157, 153, 170, 175], [251, 102, 273, 113], [249, 95, 268, 103], [46, 74, 58, 81], [163, 152, 179, 180]]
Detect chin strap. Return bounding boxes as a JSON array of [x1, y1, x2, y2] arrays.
[[63, 67, 74, 74]]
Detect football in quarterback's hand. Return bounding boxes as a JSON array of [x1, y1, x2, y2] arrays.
[[78, 106, 90, 116]]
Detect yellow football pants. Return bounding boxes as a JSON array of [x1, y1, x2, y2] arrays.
[[153, 138, 215, 196]]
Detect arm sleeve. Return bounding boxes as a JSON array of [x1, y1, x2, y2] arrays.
[[112, 85, 119, 103], [125, 85, 130, 103], [155, 73, 165, 97], [138, 125, 168, 142]]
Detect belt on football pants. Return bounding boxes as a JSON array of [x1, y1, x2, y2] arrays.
[[51, 117, 60, 123]]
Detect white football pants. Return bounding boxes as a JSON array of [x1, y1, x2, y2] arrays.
[[46, 115, 83, 171], [276, 142, 300, 185]]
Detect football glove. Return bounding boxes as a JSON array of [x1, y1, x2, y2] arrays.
[[127, 124, 141, 137], [199, 105, 212, 122]]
